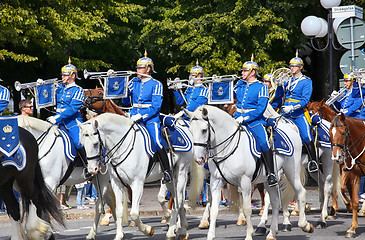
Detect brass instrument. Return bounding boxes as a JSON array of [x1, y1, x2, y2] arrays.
[[83, 69, 151, 79], [14, 78, 60, 91], [325, 87, 348, 106], [191, 74, 239, 84], [272, 68, 293, 87], [167, 78, 190, 89]]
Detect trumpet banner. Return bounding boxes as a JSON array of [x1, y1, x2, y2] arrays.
[[208, 81, 234, 104], [35, 83, 56, 108], [104, 76, 128, 99]]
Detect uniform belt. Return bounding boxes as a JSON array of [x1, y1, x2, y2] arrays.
[[236, 108, 254, 113], [285, 98, 300, 103], [56, 109, 66, 113], [133, 103, 151, 109]]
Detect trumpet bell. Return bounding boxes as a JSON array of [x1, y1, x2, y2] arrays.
[[272, 68, 293, 86], [14, 81, 22, 91]]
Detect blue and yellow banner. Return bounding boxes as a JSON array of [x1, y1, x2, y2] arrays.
[[35, 83, 56, 108], [104, 76, 128, 99], [0, 115, 20, 157], [208, 81, 234, 104]]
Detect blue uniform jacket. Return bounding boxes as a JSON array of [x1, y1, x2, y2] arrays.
[[53, 82, 84, 129], [122, 77, 163, 124], [0, 85, 10, 114], [352, 82, 365, 119], [332, 88, 361, 117], [234, 79, 268, 128], [174, 85, 208, 112], [274, 74, 312, 118]]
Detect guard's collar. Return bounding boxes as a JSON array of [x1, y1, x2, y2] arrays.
[[247, 79, 258, 85], [293, 73, 303, 81], [194, 82, 203, 87], [141, 77, 152, 83], [65, 82, 76, 88]]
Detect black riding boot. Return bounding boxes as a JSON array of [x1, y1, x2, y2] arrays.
[[261, 149, 278, 187], [304, 140, 319, 173], [76, 146, 88, 167], [156, 148, 172, 184]]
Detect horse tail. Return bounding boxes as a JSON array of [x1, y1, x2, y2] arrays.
[[33, 163, 65, 227], [122, 186, 129, 224], [188, 160, 205, 209], [229, 185, 240, 213], [332, 163, 348, 204]]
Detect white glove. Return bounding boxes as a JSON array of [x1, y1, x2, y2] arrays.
[[131, 113, 142, 122], [47, 116, 57, 124], [282, 105, 294, 114], [175, 82, 183, 89], [174, 111, 185, 119], [107, 69, 115, 77], [330, 90, 338, 98], [37, 78, 45, 85], [340, 108, 348, 114], [236, 116, 249, 124]]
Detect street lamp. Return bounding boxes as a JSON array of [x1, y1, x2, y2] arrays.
[[300, 0, 342, 93]]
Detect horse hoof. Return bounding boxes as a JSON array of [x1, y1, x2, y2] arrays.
[[236, 217, 246, 226], [255, 227, 266, 235], [145, 225, 154, 237], [358, 209, 365, 217], [316, 221, 327, 229], [282, 224, 292, 232], [302, 223, 314, 233], [178, 233, 189, 240], [161, 218, 167, 224], [291, 210, 299, 216], [266, 236, 276, 240], [328, 206, 336, 216], [129, 220, 136, 227], [345, 230, 356, 238], [198, 219, 209, 229], [259, 209, 264, 216], [306, 203, 311, 212], [99, 220, 110, 226]]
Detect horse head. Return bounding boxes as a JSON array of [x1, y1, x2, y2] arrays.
[[79, 119, 102, 175], [329, 113, 349, 164], [308, 100, 337, 122]]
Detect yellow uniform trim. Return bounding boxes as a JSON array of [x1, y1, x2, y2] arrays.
[[285, 98, 300, 103]]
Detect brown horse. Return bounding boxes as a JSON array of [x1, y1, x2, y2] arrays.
[[84, 87, 126, 116], [308, 100, 357, 217], [329, 113, 365, 238]]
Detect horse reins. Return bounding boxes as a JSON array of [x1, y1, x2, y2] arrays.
[[83, 89, 107, 114]]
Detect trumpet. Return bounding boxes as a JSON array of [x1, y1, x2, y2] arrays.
[[192, 74, 239, 83], [353, 68, 365, 84], [84, 69, 151, 79], [14, 78, 60, 91], [325, 87, 348, 106]]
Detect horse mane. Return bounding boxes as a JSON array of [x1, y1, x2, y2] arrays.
[[91, 112, 132, 128], [17, 115, 54, 133]]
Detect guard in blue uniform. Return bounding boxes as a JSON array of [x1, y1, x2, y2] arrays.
[[234, 59, 277, 187], [174, 61, 209, 119], [331, 73, 362, 117], [0, 80, 10, 114], [274, 53, 318, 173], [350, 75, 365, 119], [121, 51, 172, 183], [41, 58, 86, 161], [262, 73, 281, 110]]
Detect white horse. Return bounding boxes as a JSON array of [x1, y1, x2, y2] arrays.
[[16, 115, 118, 240], [186, 105, 313, 240], [79, 113, 198, 240], [257, 110, 341, 233]]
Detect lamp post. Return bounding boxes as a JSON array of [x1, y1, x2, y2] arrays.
[[300, 0, 342, 93]]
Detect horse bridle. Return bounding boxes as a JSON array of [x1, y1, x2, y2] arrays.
[[191, 116, 214, 155], [331, 121, 350, 151], [83, 89, 106, 114]]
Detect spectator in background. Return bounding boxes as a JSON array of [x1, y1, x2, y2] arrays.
[[75, 181, 89, 210], [85, 181, 97, 204], [19, 99, 33, 116], [56, 185, 71, 210]]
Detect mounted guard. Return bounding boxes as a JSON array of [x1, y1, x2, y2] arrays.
[[173, 60, 209, 119], [38, 58, 86, 162], [121, 51, 172, 183], [234, 56, 277, 187], [273, 50, 318, 173]]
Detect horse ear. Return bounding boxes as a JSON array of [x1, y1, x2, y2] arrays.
[[94, 120, 99, 129], [320, 99, 324, 105], [202, 107, 208, 119], [76, 119, 83, 129], [340, 112, 346, 122]]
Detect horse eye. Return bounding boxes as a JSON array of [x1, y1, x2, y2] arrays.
[[98, 91, 102, 95], [202, 129, 207, 134]]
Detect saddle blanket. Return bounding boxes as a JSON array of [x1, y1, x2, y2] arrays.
[[58, 126, 76, 161], [136, 122, 193, 158], [317, 122, 331, 149], [0, 115, 20, 157], [1, 145, 27, 171], [244, 126, 294, 158]]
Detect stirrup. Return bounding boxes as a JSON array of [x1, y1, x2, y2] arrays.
[[308, 160, 319, 173], [267, 173, 278, 187], [162, 170, 172, 184]]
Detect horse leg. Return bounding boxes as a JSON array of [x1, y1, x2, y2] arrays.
[[199, 202, 211, 229], [240, 177, 254, 240], [265, 183, 280, 240], [329, 192, 339, 219], [256, 192, 270, 235], [345, 175, 360, 238], [236, 192, 246, 226], [26, 203, 52, 240], [129, 182, 153, 238], [258, 183, 266, 215], [109, 178, 126, 240], [341, 168, 352, 211], [358, 201, 365, 216], [207, 177, 224, 240], [157, 183, 172, 224]]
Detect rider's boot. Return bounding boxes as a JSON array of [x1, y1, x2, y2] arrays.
[[305, 140, 319, 173], [261, 149, 278, 187], [156, 147, 172, 184]]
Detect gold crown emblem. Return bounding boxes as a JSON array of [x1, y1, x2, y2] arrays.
[[3, 125, 13, 133]]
